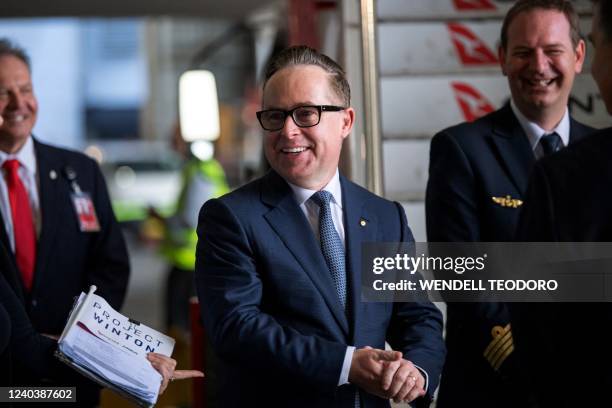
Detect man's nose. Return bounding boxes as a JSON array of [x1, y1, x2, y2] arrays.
[[529, 49, 549, 73], [7, 91, 25, 110], [280, 114, 300, 137]]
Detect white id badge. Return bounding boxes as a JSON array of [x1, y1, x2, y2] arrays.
[[71, 192, 101, 232]]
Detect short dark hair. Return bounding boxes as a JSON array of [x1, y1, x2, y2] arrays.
[[263, 45, 350, 106], [500, 0, 582, 50], [0, 38, 31, 71], [592, 0, 612, 42]]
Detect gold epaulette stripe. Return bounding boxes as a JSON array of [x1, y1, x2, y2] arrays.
[[483, 329, 512, 360], [483, 324, 512, 357], [488, 335, 514, 369], [492, 344, 514, 371], [484, 324, 514, 371]]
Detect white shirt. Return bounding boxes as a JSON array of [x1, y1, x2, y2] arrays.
[[510, 99, 570, 159], [0, 136, 41, 251]]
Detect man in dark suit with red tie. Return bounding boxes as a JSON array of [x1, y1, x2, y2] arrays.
[[512, 1, 612, 406], [425, 1, 593, 406], [0, 38, 129, 405]]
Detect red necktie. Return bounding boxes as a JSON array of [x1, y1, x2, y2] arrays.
[[3, 159, 36, 291]]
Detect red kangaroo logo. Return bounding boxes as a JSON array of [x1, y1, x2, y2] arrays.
[[447, 23, 498, 65], [453, 0, 496, 11], [451, 82, 496, 122]]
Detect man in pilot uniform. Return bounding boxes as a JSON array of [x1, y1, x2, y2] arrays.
[[425, 1, 592, 406]]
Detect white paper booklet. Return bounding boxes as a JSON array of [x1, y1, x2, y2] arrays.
[[56, 286, 175, 407]]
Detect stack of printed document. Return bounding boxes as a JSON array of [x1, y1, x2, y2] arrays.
[[56, 286, 175, 407]]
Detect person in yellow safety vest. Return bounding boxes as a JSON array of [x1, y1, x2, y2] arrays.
[[155, 126, 229, 335], [160, 157, 229, 271]]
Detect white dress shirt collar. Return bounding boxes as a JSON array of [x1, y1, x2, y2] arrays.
[[0, 135, 41, 250], [286, 168, 345, 246], [510, 99, 570, 151], [0, 136, 37, 175], [287, 169, 343, 209]]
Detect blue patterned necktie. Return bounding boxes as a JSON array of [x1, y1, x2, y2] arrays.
[[540, 132, 562, 156], [311, 190, 347, 309], [312, 191, 358, 406]]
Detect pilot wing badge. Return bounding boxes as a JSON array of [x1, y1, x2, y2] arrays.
[[491, 195, 523, 209]]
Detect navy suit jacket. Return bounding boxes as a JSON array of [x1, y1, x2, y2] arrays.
[[512, 127, 612, 407], [0, 139, 130, 335], [0, 139, 129, 404], [425, 104, 592, 407], [195, 170, 445, 408], [0, 240, 63, 386]]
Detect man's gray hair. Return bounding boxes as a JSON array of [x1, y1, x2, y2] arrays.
[[0, 38, 31, 71]]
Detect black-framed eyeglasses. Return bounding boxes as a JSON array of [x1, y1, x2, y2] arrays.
[[256, 105, 346, 131]]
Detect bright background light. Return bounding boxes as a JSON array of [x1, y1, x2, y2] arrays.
[[190, 140, 214, 161], [179, 70, 220, 142]]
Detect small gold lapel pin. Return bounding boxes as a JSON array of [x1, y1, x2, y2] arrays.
[[492, 195, 523, 208], [359, 219, 367, 227], [49, 170, 57, 180]]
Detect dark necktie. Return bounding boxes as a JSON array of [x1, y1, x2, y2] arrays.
[[539, 132, 562, 156], [3, 159, 36, 291], [311, 190, 347, 309]]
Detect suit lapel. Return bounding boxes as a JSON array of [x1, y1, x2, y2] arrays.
[[0, 212, 12, 261], [32, 140, 61, 293], [488, 105, 535, 194], [261, 171, 349, 335], [342, 177, 378, 341]]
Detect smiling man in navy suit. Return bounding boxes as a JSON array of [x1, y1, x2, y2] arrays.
[[0, 39, 129, 405], [425, 1, 593, 407], [195, 46, 445, 407]]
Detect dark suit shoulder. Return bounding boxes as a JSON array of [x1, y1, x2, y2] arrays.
[[214, 175, 266, 208], [436, 106, 504, 139], [442, 108, 498, 134], [538, 126, 612, 178], [339, 176, 406, 225], [570, 117, 596, 136], [430, 107, 511, 161], [340, 176, 389, 204], [34, 140, 98, 169], [200, 174, 273, 228]]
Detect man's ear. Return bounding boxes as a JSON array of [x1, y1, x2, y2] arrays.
[[574, 39, 586, 74], [341, 107, 355, 139]]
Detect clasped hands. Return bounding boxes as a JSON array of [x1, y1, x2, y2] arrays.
[[349, 346, 426, 404]]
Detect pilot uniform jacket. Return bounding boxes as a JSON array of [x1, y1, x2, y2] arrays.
[[0, 138, 129, 403], [425, 104, 592, 407], [195, 170, 446, 408], [512, 127, 612, 408]]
